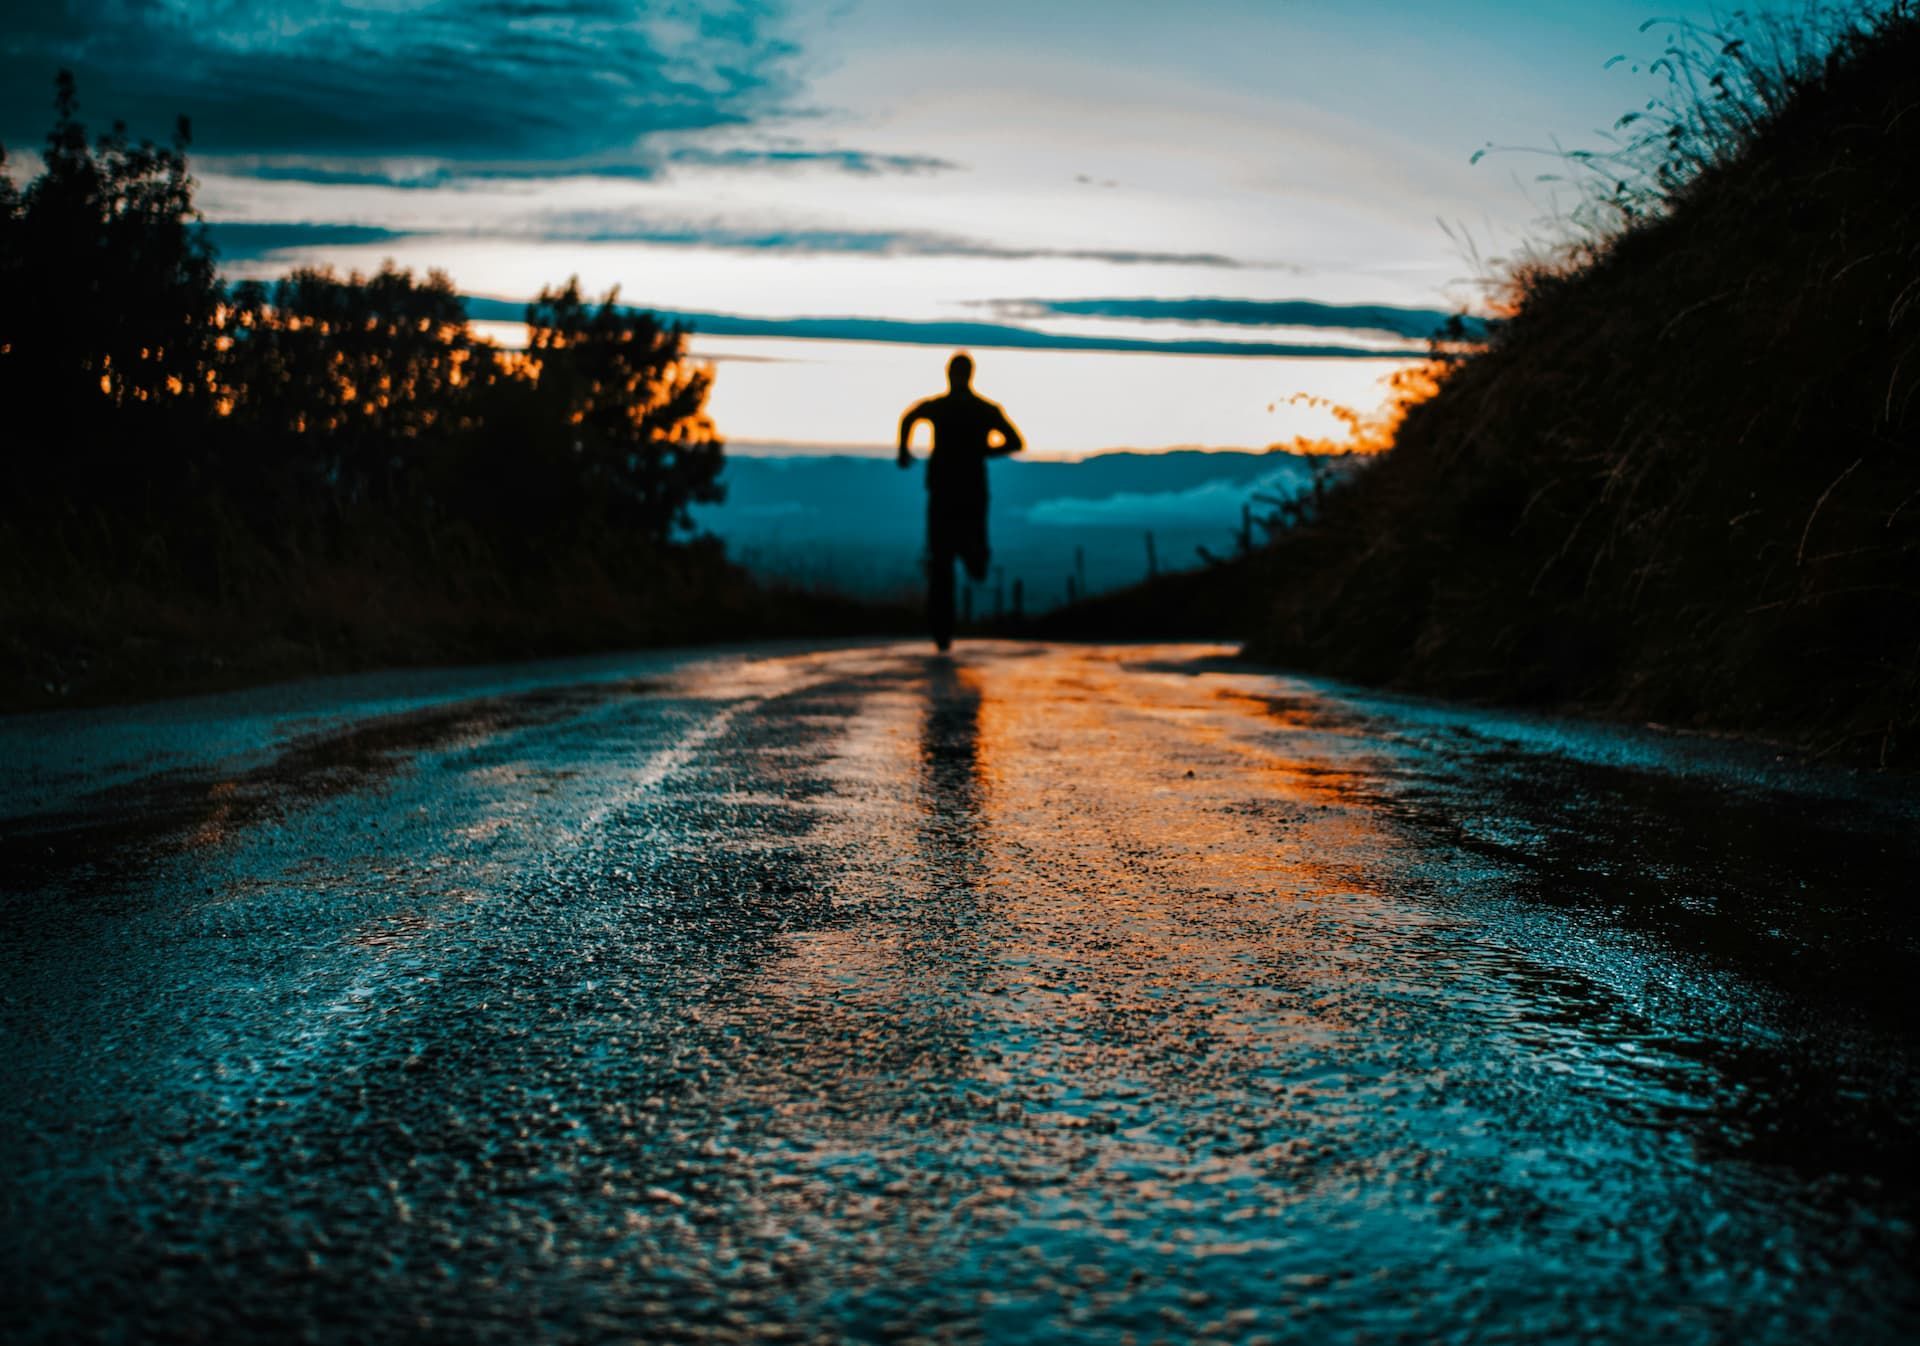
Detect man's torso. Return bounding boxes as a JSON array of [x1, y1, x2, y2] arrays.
[[915, 392, 1006, 505]]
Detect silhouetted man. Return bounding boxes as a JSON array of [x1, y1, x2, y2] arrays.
[[898, 353, 1024, 651]]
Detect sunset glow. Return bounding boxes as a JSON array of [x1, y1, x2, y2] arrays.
[[0, 0, 1803, 453]]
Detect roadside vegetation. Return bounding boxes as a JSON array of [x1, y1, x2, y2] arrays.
[[1051, 2, 1920, 765], [0, 74, 903, 708]]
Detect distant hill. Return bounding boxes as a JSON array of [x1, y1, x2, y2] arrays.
[[695, 449, 1340, 611], [1064, 5, 1920, 764]]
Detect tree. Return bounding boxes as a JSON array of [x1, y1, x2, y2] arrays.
[[222, 266, 502, 501], [525, 279, 724, 544], [0, 73, 729, 578], [0, 70, 217, 454]]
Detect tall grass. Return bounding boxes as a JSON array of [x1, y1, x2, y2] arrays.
[[1241, 1, 1920, 763]]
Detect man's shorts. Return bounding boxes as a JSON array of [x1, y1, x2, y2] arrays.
[[928, 503, 990, 580]]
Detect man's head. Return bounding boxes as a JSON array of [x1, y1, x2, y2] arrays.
[[946, 352, 974, 391]]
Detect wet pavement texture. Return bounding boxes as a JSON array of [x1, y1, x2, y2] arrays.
[[2, 640, 1917, 1344]]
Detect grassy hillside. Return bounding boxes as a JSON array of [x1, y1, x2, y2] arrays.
[[1231, 5, 1920, 764]]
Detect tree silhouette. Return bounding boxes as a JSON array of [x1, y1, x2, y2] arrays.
[[222, 266, 504, 502], [0, 71, 216, 476], [0, 69, 907, 704], [526, 279, 724, 543], [1, 71, 725, 555]]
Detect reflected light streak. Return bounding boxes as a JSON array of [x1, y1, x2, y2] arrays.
[[726, 643, 1426, 1118]]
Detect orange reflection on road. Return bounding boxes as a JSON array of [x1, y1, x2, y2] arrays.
[[735, 643, 1425, 1124]]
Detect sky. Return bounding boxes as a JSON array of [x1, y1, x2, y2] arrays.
[[0, 0, 1785, 454]]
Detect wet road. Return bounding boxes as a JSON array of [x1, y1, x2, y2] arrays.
[[3, 641, 1917, 1344]]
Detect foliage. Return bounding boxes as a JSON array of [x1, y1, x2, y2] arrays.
[[1245, 2, 1920, 764], [0, 70, 723, 542], [0, 72, 878, 707], [223, 269, 483, 437], [0, 71, 216, 438], [525, 279, 723, 539], [1516, 3, 1916, 234]]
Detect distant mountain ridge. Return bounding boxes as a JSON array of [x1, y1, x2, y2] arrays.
[[694, 448, 1336, 607]]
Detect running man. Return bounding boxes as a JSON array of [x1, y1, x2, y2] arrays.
[[897, 353, 1025, 651]]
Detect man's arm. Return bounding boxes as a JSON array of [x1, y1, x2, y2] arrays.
[[988, 404, 1025, 457], [898, 400, 933, 468]]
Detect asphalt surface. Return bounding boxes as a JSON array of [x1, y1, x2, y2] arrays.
[[3, 640, 1917, 1344]]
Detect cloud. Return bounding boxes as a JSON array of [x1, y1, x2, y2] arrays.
[[1025, 462, 1321, 530], [993, 297, 1490, 341], [460, 296, 1426, 359], [204, 221, 415, 261], [0, 1, 797, 166], [191, 206, 1259, 270], [205, 143, 957, 189], [213, 156, 669, 189], [521, 213, 1249, 267], [666, 146, 958, 175], [214, 161, 474, 190], [189, 207, 1267, 274]]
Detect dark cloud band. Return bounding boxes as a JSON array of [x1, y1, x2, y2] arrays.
[[203, 212, 1257, 270], [460, 297, 1425, 359], [0, 0, 796, 165], [207, 144, 959, 189], [993, 296, 1488, 341], [521, 214, 1250, 267], [205, 222, 416, 261], [665, 146, 959, 175]]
